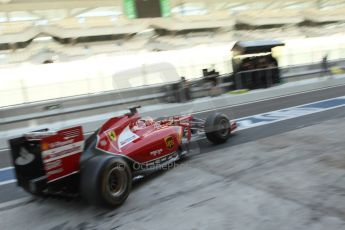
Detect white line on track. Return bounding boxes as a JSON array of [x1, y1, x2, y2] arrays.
[[192, 83, 345, 115], [0, 180, 16, 186], [236, 96, 345, 131], [0, 148, 9, 153], [0, 167, 14, 172]]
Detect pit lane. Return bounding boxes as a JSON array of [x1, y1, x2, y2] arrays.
[[0, 84, 345, 229], [1, 84, 345, 204], [1, 106, 345, 229]]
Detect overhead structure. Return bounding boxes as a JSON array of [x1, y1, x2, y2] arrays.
[[232, 40, 285, 55], [1, 0, 345, 64]]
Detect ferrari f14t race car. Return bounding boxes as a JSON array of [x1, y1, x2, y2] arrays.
[[9, 106, 237, 207]]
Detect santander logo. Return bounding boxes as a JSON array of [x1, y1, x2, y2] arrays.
[[49, 139, 74, 149]]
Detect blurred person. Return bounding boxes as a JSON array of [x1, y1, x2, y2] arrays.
[[203, 68, 218, 86], [252, 57, 268, 89], [257, 57, 268, 69], [267, 55, 279, 84], [242, 60, 255, 90], [180, 76, 191, 101], [209, 76, 222, 97], [322, 54, 329, 77], [204, 70, 221, 97], [257, 56, 276, 88]]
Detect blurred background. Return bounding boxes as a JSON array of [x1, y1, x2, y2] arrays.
[[2, 0, 345, 107]]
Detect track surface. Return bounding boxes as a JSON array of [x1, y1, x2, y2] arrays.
[[1, 104, 345, 229], [1, 84, 345, 204]]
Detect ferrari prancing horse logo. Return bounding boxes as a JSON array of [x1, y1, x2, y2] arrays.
[[164, 136, 174, 149], [107, 130, 117, 141]]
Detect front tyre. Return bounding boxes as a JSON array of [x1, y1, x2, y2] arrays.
[[205, 113, 231, 144], [80, 156, 132, 207]]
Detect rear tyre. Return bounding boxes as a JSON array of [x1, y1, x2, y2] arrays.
[[80, 156, 132, 207], [205, 113, 231, 144]]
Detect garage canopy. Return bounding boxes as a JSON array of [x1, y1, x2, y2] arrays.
[[231, 40, 285, 55]]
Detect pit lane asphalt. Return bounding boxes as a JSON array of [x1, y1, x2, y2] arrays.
[[0, 84, 345, 204]]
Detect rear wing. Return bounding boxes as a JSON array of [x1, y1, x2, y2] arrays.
[[9, 126, 84, 192]]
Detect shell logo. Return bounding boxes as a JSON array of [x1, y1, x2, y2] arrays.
[[41, 142, 49, 151], [100, 139, 108, 147]]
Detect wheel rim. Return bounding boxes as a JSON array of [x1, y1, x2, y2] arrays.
[[218, 119, 229, 137], [106, 166, 127, 198]]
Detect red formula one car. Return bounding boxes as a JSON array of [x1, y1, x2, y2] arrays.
[[9, 106, 237, 207]]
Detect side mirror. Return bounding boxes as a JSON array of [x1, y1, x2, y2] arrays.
[[128, 105, 141, 115]]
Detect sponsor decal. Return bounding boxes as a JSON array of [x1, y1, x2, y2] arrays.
[[164, 136, 174, 149], [48, 139, 74, 149], [39, 126, 83, 182], [47, 168, 64, 176], [41, 142, 49, 151], [145, 152, 178, 167], [42, 141, 83, 163], [118, 126, 140, 148], [100, 139, 108, 147], [107, 130, 117, 141], [44, 159, 62, 171], [150, 149, 163, 157], [133, 152, 179, 170]]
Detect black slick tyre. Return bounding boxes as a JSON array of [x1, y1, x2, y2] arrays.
[[80, 156, 132, 208], [205, 113, 231, 144]]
